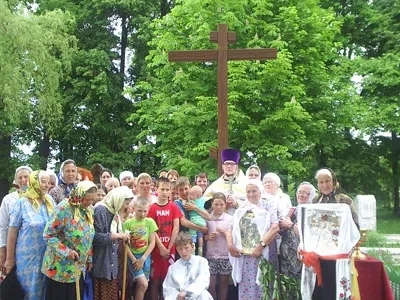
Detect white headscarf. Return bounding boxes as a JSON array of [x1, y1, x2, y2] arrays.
[[297, 181, 316, 204], [245, 165, 261, 180], [13, 165, 33, 186], [119, 171, 134, 182], [262, 172, 281, 187], [97, 186, 134, 233]]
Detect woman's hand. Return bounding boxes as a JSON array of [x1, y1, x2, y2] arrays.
[[112, 232, 130, 242], [67, 250, 80, 261], [4, 258, 15, 274], [252, 245, 263, 258], [228, 245, 242, 257], [86, 263, 93, 272], [279, 217, 293, 229], [177, 291, 186, 300]]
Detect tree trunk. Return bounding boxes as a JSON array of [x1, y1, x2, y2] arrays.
[[38, 130, 51, 170], [391, 131, 400, 216], [315, 143, 327, 168], [0, 134, 12, 204], [120, 14, 127, 79]]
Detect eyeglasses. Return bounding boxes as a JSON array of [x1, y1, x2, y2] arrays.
[[297, 190, 310, 196], [223, 162, 237, 167]]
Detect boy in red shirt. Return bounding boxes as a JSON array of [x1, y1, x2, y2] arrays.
[[148, 177, 182, 300]]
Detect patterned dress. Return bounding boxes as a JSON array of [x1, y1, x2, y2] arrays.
[[9, 197, 53, 300], [42, 199, 95, 283], [230, 199, 278, 300]]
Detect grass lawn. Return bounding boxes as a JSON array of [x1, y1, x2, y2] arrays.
[[377, 206, 400, 234]]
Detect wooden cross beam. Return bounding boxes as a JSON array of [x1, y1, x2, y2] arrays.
[[169, 24, 277, 175]]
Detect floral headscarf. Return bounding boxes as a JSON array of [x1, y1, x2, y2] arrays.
[[58, 159, 77, 196], [21, 170, 54, 214], [68, 180, 97, 224], [97, 186, 134, 233]]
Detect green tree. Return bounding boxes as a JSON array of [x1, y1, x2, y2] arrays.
[[32, 0, 176, 175], [129, 0, 356, 184], [0, 0, 75, 199], [355, 0, 400, 214]]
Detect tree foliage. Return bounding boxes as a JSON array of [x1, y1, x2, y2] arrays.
[[0, 0, 76, 199], [129, 0, 354, 183]]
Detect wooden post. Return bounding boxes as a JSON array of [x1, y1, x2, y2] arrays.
[[169, 24, 277, 175]]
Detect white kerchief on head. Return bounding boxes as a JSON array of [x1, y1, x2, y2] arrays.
[[263, 172, 281, 186], [315, 168, 332, 179], [98, 186, 134, 233], [119, 171, 134, 182], [245, 179, 264, 193]]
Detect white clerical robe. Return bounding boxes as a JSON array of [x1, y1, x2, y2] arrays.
[[163, 255, 213, 300], [298, 203, 360, 300], [203, 170, 247, 215]]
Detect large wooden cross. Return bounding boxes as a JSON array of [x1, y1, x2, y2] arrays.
[[169, 24, 277, 175]]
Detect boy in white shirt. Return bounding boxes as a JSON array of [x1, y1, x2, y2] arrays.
[[163, 232, 213, 300]]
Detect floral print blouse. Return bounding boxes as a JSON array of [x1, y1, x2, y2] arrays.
[[41, 199, 95, 283]]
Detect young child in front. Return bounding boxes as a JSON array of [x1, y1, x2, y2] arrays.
[[147, 177, 182, 300], [123, 197, 158, 300], [205, 192, 233, 300], [163, 232, 213, 300], [187, 186, 207, 256]]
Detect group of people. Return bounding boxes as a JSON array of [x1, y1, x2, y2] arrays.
[[0, 148, 360, 300]]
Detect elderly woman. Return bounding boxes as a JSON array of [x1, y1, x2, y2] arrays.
[[262, 172, 292, 220], [5, 170, 55, 300], [306, 168, 360, 300], [119, 171, 134, 187], [313, 168, 359, 226], [92, 186, 132, 299], [42, 181, 97, 300], [226, 179, 279, 300], [278, 182, 316, 299], [49, 159, 78, 204], [245, 165, 261, 180], [0, 166, 32, 274]]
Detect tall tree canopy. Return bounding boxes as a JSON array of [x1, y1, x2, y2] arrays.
[[129, 0, 354, 183], [0, 0, 75, 199]]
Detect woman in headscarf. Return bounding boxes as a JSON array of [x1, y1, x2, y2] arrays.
[[278, 182, 316, 299], [49, 159, 78, 204], [303, 168, 360, 300], [226, 179, 279, 300], [245, 165, 262, 180], [313, 168, 359, 226], [0, 166, 32, 274], [42, 181, 97, 300], [92, 186, 133, 300], [5, 170, 54, 300], [262, 172, 292, 219]]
